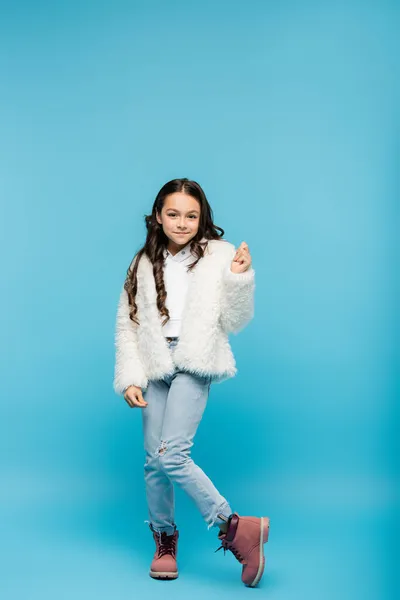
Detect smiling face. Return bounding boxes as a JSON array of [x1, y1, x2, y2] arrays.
[[156, 192, 201, 254]]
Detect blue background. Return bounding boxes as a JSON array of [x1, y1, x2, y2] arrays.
[[1, 1, 398, 598]]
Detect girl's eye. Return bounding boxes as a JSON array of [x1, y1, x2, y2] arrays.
[[168, 214, 197, 218]]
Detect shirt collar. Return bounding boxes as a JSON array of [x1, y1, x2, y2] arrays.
[[163, 237, 207, 263]]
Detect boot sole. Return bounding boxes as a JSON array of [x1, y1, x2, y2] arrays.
[[246, 516, 270, 588], [149, 570, 179, 580]]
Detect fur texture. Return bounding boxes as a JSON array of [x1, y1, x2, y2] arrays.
[[113, 239, 255, 394]]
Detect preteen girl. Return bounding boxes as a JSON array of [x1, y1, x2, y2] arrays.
[[113, 178, 270, 587]]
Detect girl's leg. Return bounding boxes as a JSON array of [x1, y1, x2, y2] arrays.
[[157, 371, 233, 530], [141, 378, 176, 535]]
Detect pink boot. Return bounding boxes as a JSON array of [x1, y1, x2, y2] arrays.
[[215, 513, 270, 587], [149, 525, 179, 580]]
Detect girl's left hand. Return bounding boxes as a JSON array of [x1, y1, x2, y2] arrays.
[[230, 241, 252, 273]]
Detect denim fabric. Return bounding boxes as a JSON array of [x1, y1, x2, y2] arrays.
[[141, 337, 232, 535]]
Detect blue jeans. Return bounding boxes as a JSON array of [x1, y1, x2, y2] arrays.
[[141, 337, 233, 535]]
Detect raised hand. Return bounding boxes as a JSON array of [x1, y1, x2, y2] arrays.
[[230, 241, 252, 274]]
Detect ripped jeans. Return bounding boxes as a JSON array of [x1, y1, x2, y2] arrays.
[[141, 337, 233, 535]]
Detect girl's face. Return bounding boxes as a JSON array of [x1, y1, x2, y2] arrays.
[[156, 192, 201, 252]]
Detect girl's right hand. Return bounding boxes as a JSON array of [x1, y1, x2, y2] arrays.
[[123, 385, 148, 408]]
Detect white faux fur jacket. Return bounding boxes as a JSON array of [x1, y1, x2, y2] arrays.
[[113, 239, 255, 394]]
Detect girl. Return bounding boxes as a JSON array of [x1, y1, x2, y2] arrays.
[[113, 178, 270, 588]]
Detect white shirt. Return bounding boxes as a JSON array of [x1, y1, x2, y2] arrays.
[[162, 240, 198, 337]]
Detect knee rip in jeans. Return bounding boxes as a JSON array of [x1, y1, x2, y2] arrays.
[[157, 441, 168, 456]]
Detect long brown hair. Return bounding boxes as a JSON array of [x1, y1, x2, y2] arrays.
[[124, 178, 225, 326]]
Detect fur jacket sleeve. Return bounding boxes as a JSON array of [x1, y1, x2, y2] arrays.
[[219, 244, 255, 334], [113, 284, 148, 393]]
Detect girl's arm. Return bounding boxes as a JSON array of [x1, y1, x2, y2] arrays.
[[113, 284, 147, 395], [219, 247, 255, 335]]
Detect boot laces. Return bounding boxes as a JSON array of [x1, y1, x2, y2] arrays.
[[158, 532, 176, 558], [215, 538, 245, 564]]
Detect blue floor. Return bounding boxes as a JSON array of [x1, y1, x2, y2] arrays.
[[1, 468, 386, 600]]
